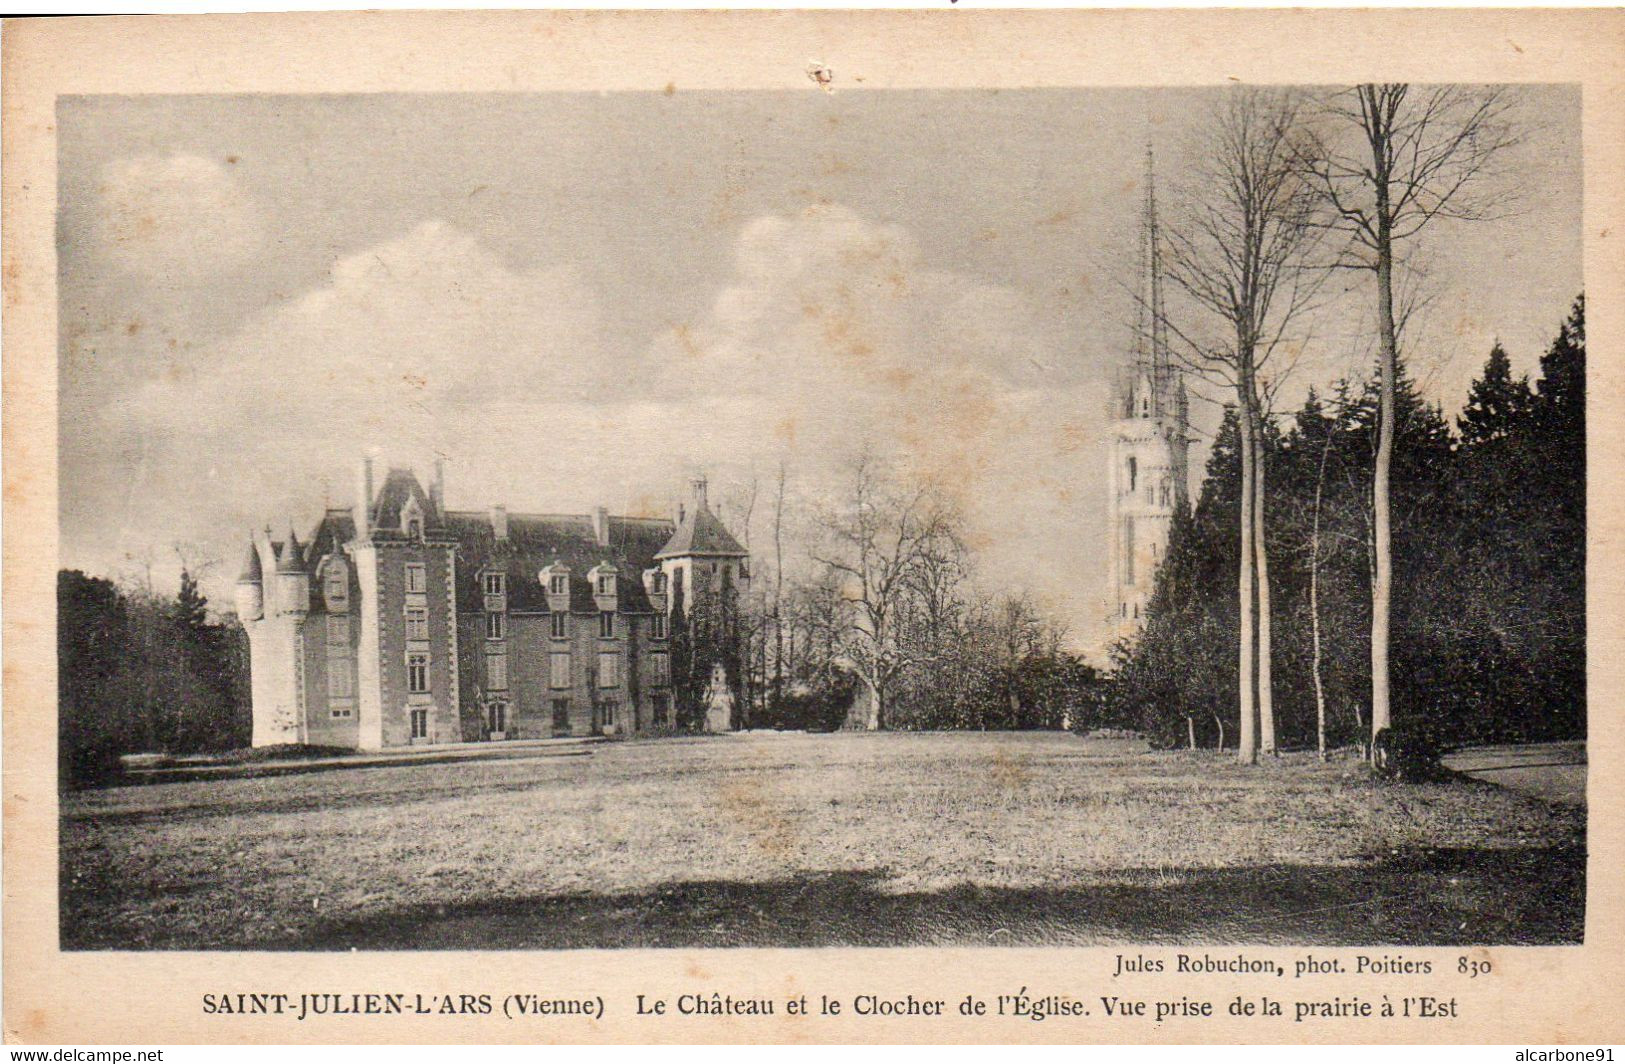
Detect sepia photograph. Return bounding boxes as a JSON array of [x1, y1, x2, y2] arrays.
[[49, 79, 1587, 953]]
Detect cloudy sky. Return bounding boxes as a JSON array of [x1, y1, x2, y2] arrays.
[[58, 88, 1580, 656]]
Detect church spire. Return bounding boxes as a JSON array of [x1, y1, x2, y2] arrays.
[[1133, 144, 1174, 415]]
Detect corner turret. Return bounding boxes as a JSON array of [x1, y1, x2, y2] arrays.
[[234, 537, 264, 621], [278, 527, 310, 616]]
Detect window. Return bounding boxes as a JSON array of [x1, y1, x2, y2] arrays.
[[653, 694, 671, 726], [483, 571, 506, 614], [651, 613, 667, 640], [597, 651, 618, 688], [407, 652, 430, 693], [552, 698, 571, 731], [486, 611, 506, 640], [404, 563, 427, 593], [328, 658, 355, 699], [601, 700, 618, 728], [408, 519, 422, 540], [330, 704, 353, 719], [410, 707, 429, 740], [1122, 519, 1136, 586], [487, 700, 508, 734], [327, 614, 350, 646], [549, 573, 568, 595], [651, 652, 670, 686], [550, 612, 568, 640], [649, 571, 666, 594], [599, 611, 615, 639], [486, 652, 508, 691], [596, 572, 615, 595], [1127, 457, 1138, 494], [324, 564, 348, 611], [549, 652, 571, 690], [405, 607, 429, 642]]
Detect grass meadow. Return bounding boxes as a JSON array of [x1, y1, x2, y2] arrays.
[[59, 732, 1584, 949]]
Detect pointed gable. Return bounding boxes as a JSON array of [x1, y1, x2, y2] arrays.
[[371, 467, 441, 536]]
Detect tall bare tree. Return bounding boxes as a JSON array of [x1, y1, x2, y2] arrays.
[[810, 452, 961, 730], [1295, 84, 1517, 749], [771, 460, 788, 708], [1156, 87, 1323, 763]]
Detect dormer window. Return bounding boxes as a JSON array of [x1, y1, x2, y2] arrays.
[[482, 570, 507, 614], [540, 563, 572, 601], [322, 557, 349, 612], [588, 562, 620, 605], [401, 495, 424, 539]]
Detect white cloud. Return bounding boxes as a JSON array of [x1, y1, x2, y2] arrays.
[[646, 204, 1114, 650], [94, 209, 1119, 654], [96, 220, 622, 587], [91, 154, 265, 281], [118, 219, 614, 451]]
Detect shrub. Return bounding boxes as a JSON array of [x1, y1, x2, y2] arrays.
[[63, 738, 126, 790], [774, 677, 858, 733], [1372, 719, 1450, 782]]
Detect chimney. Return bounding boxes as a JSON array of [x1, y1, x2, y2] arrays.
[[491, 504, 508, 542], [673, 497, 686, 526], [690, 475, 709, 512], [355, 457, 374, 541], [430, 456, 446, 515], [593, 506, 611, 547]]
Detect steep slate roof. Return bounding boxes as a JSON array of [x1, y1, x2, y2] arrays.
[[289, 469, 738, 616], [656, 504, 748, 559], [369, 467, 443, 537], [445, 511, 674, 614]]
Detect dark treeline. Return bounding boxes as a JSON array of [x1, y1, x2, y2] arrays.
[[1110, 296, 1585, 753], [58, 569, 251, 785]]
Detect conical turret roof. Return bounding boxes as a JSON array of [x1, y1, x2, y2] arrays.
[[277, 528, 305, 573], [237, 539, 263, 583]]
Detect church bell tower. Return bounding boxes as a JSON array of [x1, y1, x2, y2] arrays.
[[1109, 148, 1189, 644]]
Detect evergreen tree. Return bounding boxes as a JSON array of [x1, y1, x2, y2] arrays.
[[1459, 342, 1534, 447], [668, 574, 698, 729], [58, 571, 134, 786]]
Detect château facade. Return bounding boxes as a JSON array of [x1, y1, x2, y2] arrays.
[[235, 460, 748, 749], [1108, 150, 1190, 644]]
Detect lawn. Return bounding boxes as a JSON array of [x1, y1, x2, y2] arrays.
[[59, 731, 1584, 949]]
